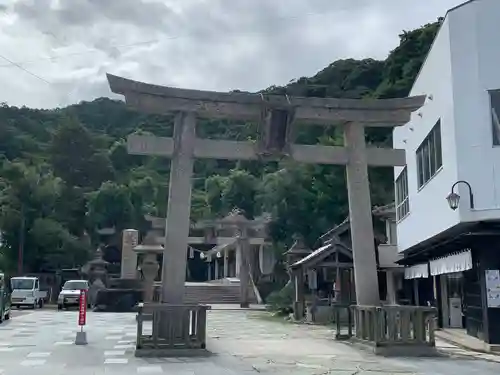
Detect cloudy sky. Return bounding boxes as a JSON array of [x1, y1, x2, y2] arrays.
[[0, 0, 464, 109]]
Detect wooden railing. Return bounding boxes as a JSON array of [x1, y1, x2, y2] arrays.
[[136, 303, 210, 356], [352, 305, 437, 349]]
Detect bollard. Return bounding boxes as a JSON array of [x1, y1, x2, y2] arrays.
[[75, 289, 88, 345]]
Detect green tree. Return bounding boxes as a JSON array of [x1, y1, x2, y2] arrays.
[[29, 218, 90, 271], [86, 182, 134, 230], [109, 138, 144, 179], [0, 21, 441, 270], [86, 179, 155, 236], [205, 169, 259, 219], [0, 161, 90, 272], [222, 169, 259, 219], [54, 185, 88, 237], [204, 175, 226, 217], [50, 118, 114, 189]]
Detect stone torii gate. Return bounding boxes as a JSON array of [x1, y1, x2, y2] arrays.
[[107, 73, 424, 308]]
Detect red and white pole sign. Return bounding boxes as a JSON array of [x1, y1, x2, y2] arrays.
[[74, 289, 88, 345], [78, 289, 87, 326]]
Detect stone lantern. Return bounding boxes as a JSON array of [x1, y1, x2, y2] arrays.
[[83, 246, 109, 307], [133, 232, 163, 303]]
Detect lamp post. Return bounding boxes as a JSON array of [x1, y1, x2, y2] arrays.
[[446, 180, 474, 211]]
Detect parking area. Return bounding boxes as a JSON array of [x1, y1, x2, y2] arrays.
[[7, 308, 34, 318], [0, 309, 499, 374]]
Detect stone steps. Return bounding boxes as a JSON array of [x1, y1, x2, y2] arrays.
[[183, 284, 257, 305], [151, 281, 258, 305]]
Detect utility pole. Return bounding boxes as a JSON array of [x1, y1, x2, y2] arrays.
[[18, 204, 25, 275]]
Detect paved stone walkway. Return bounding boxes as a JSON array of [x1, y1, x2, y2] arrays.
[[0, 309, 499, 374], [209, 311, 500, 373]]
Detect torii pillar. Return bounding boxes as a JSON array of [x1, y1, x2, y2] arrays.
[[107, 73, 425, 308], [344, 122, 379, 305], [160, 112, 195, 303]]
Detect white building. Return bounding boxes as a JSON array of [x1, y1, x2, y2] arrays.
[[394, 0, 500, 347]]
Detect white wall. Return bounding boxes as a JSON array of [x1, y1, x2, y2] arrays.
[[453, 0, 500, 219], [394, 16, 460, 252], [395, 0, 500, 252]]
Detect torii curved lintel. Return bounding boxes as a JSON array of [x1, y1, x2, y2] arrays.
[[106, 73, 426, 126]]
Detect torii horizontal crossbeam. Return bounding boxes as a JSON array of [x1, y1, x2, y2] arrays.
[[107, 74, 425, 126], [127, 134, 406, 167]]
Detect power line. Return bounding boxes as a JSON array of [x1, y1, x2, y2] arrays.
[[0, 54, 51, 84], [0, 7, 343, 70], [0, 39, 158, 68]]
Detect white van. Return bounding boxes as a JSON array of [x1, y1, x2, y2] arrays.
[[10, 276, 47, 309], [57, 279, 89, 310]]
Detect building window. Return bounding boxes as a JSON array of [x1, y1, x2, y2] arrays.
[[490, 90, 500, 145], [386, 221, 397, 245], [416, 120, 442, 188], [378, 271, 387, 302], [395, 167, 409, 221]]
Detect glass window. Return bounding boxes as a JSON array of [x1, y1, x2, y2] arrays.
[[395, 167, 409, 221], [417, 151, 424, 187], [11, 278, 35, 290], [416, 120, 443, 188], [422, 142, 430, 182], [63, 280, 88, 290], [387, 221, 397, 244], [434, 124, 442, 170], [490, 90, 500, 146], [429, 130, 437, 175]]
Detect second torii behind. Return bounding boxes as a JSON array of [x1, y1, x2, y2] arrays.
[[202, 210, 269, 307]]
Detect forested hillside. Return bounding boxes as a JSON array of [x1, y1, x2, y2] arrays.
[[0, 21, 441, 273]]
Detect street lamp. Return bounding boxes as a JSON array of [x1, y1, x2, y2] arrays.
[[446, 180, 474, 210]]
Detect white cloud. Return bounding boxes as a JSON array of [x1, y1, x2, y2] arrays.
[[0, 0, 464, 108]]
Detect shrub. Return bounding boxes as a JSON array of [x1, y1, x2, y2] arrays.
[[266, 282, 294, 315]]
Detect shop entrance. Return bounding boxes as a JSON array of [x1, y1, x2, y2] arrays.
[[444, 272, 465, 328], [463, 267, 484, 339]]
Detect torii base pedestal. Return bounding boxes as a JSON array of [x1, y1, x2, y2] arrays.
[[350, 305, 438, 357], [135, 302, 211, 357]]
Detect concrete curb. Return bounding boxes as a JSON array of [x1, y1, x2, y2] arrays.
[[436, 331, 500, 356]]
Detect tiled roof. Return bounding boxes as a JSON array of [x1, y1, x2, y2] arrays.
[[291, 238, 352, 269]]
